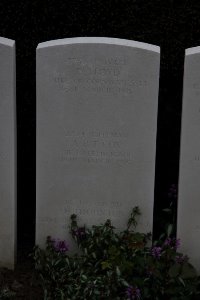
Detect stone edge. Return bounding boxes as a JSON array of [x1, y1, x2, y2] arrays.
[[0, 37, 15, 47], [37, 37, 160, 53], [186, 46, 200, 56]]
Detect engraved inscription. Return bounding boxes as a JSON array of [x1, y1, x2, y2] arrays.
[[63, 199, 123, 221], [39, 217, 58, 224], [38, 199, 124, 231], [54, 56, 147, 95], [64, 207, 121, 218], [60, 129, 133, 164], [64, 56, 128, 66], [189, 154, 200, 165]]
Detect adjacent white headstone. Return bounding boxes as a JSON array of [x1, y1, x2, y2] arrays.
[[178, 46, 200, 273], [36, 37, 160, 248], [0, 37, 16, 269]]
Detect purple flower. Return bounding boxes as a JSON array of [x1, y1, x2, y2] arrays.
[[73, 227, 86, 239], [125, 286, 141, 299], [164, 238, 180, 250], [51, 238, 69, 253], [175, 239, 181, 249], [175, 254, 188, 264], [151, 246, 162, 259], [164, 237, 171, 247]]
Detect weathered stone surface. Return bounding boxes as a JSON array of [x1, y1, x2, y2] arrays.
[[0, 37, 16, 269], [178, 46, 200, 273], [36, 37, 160, 249]]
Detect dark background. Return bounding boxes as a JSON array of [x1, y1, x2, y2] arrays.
[[0, 0, 199, 260]]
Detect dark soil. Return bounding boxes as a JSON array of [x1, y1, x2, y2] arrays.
[[0, 259, 43, 299]]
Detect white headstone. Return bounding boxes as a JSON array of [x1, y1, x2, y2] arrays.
[[36, 37, 160, 248], [178, 46, 200, 273], [0, 37, 16, 269]]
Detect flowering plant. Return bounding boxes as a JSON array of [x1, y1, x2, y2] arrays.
[[33, 207, 200, 299]]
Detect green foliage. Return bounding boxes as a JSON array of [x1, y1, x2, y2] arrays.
[[33, 207, 200, 299], [0, 287, 15, 299]]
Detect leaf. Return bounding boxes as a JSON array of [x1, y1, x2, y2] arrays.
[[163, 208, 171, 213], [94, 290, 100, 295], [169, 263, 181, 278], [181, 263, 197, 279], [120, 279, 130, 287], [178, 276, 185, 287], [81, 274, 87, 281], [101, 261, 111, 270], [167, 224, 173, 237], [116, 266, 121, 276]]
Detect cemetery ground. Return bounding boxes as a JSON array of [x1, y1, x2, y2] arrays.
[[0, 262, 42, 299], [1, 209, 200, 300]]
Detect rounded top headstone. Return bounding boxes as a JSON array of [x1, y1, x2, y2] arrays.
[[36, 35, 160, 248]]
